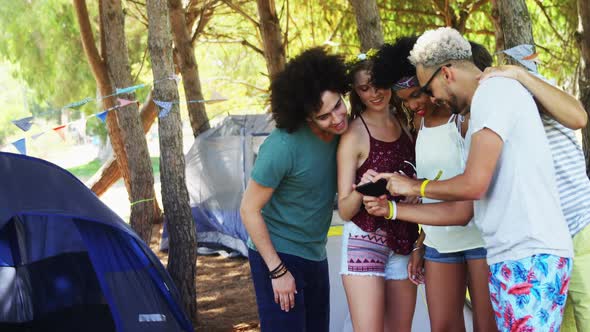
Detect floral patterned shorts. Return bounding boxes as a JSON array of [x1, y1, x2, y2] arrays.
[[488, 254, 573, 332]]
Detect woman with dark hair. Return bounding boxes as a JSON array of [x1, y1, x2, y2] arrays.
[[240, 47, 349, 332], [370, 37, 497, 332], [336, 53, 418, 332]]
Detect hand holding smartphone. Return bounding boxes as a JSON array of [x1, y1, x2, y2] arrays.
[[355, 179, 388, 197]]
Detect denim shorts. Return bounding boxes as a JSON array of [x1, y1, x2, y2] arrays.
[[340, 222, 409, 280], [424, 245, 487, 264]]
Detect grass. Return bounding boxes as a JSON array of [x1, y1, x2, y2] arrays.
[[67, 157, 160, 179]]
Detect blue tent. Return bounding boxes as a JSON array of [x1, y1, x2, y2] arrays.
[[0, 152, 193, 332]]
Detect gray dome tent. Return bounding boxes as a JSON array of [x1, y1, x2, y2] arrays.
[[160, 114, 274, 256]]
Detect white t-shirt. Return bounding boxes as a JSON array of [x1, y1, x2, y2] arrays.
[[465, 77, 573, 265]]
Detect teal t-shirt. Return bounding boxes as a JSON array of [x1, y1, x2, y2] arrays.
[[247, 125, 338, 261]]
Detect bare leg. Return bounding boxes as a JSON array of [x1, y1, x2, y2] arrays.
[[466, 258, 496, 332], [424, 260, 467, 332], [384, 278, 417, 332], [342, 275, 385, 332]]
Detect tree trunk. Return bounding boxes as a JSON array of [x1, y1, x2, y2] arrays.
[[147, 0, 197, 323], [169, 0, 210, 137], [348, 0, 384, 51], [578, 0, 590, 175], [89, 93, 158, 195], [73, 0, 133, 203], [88, 3, 214, 195], [490, 0, 506, 64], [493, 0, 535, 66], [100, 0, 158, 243], [256, 0, 285, 79]]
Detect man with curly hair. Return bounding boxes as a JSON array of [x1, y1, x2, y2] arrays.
[[240, 47, 349, 332], [367, 27, 574, 331]]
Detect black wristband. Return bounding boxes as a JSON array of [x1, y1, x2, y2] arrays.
[[269, 261, 284, 275], [270, 267, 289, 279]]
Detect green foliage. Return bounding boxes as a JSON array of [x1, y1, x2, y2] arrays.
[[0, 0, 583, 146], [527, 0, 579, 88], [0, 63, 30, 145], [0, 0, 95, 108], [67, 156, 160, 179]]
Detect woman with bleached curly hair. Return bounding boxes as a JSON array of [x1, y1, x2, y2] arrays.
[[336, 52, 419, 332]]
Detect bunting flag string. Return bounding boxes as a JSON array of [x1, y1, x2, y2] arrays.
[[1, 83, 237, 156], [31, 132, 45, 140], [11, 138, 26, 155], [4, 98, 137, 155], [12, 76, 178, 132], [96, 111, 109, 123], [53, 125, 66, 141], [153, 92, 228, 118], [11, 116, 34, 132], [154, 100, 173, 118], [501, 44, 539, 73]]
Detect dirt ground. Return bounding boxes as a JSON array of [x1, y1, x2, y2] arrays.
[[149, 224, 260, 332]]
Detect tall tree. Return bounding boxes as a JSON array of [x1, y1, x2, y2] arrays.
[[89, 95, 159, 197], [490, 0, 506, 63], [578, 0, 590, 174], [74, 0, 154, 229], [88, 2, 217, 194], [256, 0, 285, 78], [100, 0, 158, 242], [491, 0, 536, 65], [349, 0, 383, 51], [169, 0, 210, 137], [146, 0, 197, 323]]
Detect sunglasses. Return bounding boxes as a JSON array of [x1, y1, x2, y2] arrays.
[[419, 64, 452, 97]]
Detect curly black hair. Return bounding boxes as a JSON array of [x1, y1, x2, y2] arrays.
[[371, 36, 419, 90], [470, 41, 493, 70], [270, 47, 349, 133]]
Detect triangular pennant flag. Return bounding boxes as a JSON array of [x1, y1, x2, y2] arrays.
[[53, 125, 66, 141], [32, 132, 45, 140], [502, 44, 538, 73], [117, 98, 137, 108], [154, 100, 174, 118], [116, 84, 145, 95], [170, 74, 181, 84], [206, 91, 228, 104], [63, 97, 93, 109], [11, 138, 27, 155], [12, 116, 34, 132], [96, 111, 108, 123]]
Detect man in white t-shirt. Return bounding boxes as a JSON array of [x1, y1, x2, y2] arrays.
[[367, 27, 574, 331]]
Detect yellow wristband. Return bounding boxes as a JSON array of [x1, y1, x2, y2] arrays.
[[420, 179, 431, 198], [386, 200, 394, 219]]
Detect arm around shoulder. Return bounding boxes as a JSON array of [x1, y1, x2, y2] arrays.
[[480, 65, 587, 129]]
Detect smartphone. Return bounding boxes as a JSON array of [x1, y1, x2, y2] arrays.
[[355, 179, 388, 197]]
